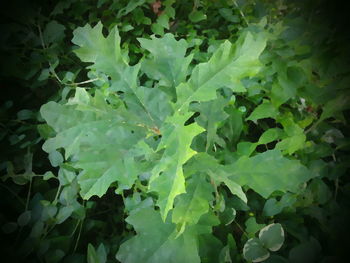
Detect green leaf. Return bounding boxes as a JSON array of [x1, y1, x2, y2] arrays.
[[258, 128, 285, 145], [319, 94, 350, 122], [219, 208, 237, 226], [17, 109, 34, 120], [288, 237, 321, 263], [236, 141, 257, 157], [219, 8, 239, 23], [186, 153, 247, 203], [72, 23, 172, 129], [40, 89, 149, 199], [88, 243, 106, 263], [276, 114, 305, 155], [43, 20, 65, 45], [192, 97, 229, 151], [259, 223, 285, 251], [175, 30, 267, 113], [56, 206, 74, 224], [243, 238, 270, 262], [172, 175, 214, 232], [17, 210, 31, 226], [189, 11, 207, 23], [2, 222, 18, 234], [116, 208, 201, 263], [245, 217, 266, 238], [48, 150, 64, 167], [117, 0, 146, 18], [121, 85, 173, 128], [263, 193, 297, 217], [270, 65, 299, 107], [276, 134, 306, 155], [228, 150, 314, 198], [149, 112, 204, 221], [72, 22, 129, 81], [87, 244, 98, 263], [43, 171, 55, 181], [246, 100, 278, 122], [263, 255, 289, 263], [138, 33, 193, 91]]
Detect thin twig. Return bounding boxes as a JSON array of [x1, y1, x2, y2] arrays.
[[232, 0, 249, 26], [25, 177, 33, 211], [0, 183, 26, 206], [37, 24, 47, 49], [37, 22, 62, 83]]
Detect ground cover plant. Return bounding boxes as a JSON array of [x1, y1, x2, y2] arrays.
[[1, 0, 350, 262]]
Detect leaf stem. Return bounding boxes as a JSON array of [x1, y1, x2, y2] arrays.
[[25, 176, 33, 211], [53, 184, 62, 205], [66, 78, 100, 86], [73, 219, 84, 252], [234, 220, 249, 238], [304, 119, 321, 134]]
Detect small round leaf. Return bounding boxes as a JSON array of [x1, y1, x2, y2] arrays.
[[2, 222, 18, 234], [243, 238, 270, 262], [17, 210, 31, 226], [49, 150, 64, 167], [259, 223, 285, 251]]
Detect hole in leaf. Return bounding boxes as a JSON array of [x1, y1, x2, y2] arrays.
[[184, 112, 200, 126]]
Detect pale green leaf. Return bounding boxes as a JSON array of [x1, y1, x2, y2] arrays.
[[246, 100, 278, 122], [258, 128, 285, 145], [117, 0, 145, 18], [172, 175, 214, 232], [276, 114, 305, 154], [149, 112, 204, 221], [189, 11, 207, 22], [245, 217, 266, 238], [263, 193, 297, 217], [276, 134, 306, 155], [72, 22, 129, 79], [236, 141, 257, 157], [48, 150, 64, 167], [56, 206, 74, 224], [17, 210, 31, 226], [40, 89, 149, 199], [243, 238, 270, 262], [186, 153, 247, 203], [175, 30, 267, 113], [116, 208, 201, 263], [138, 34, 193, 91], [228, 150, 314, 198], [192, 97, 229, 151], [259, 223, 285, 252]]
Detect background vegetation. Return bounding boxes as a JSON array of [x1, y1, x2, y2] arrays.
[[1, 0, 350, 262]]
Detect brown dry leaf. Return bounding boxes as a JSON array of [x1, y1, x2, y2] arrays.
[[151, 0, 162, 16]]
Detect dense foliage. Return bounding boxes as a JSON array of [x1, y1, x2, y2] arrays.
[[1, 0, 350, 262]]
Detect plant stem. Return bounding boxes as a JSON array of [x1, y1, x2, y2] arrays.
[[73, 219, 84, 252]]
